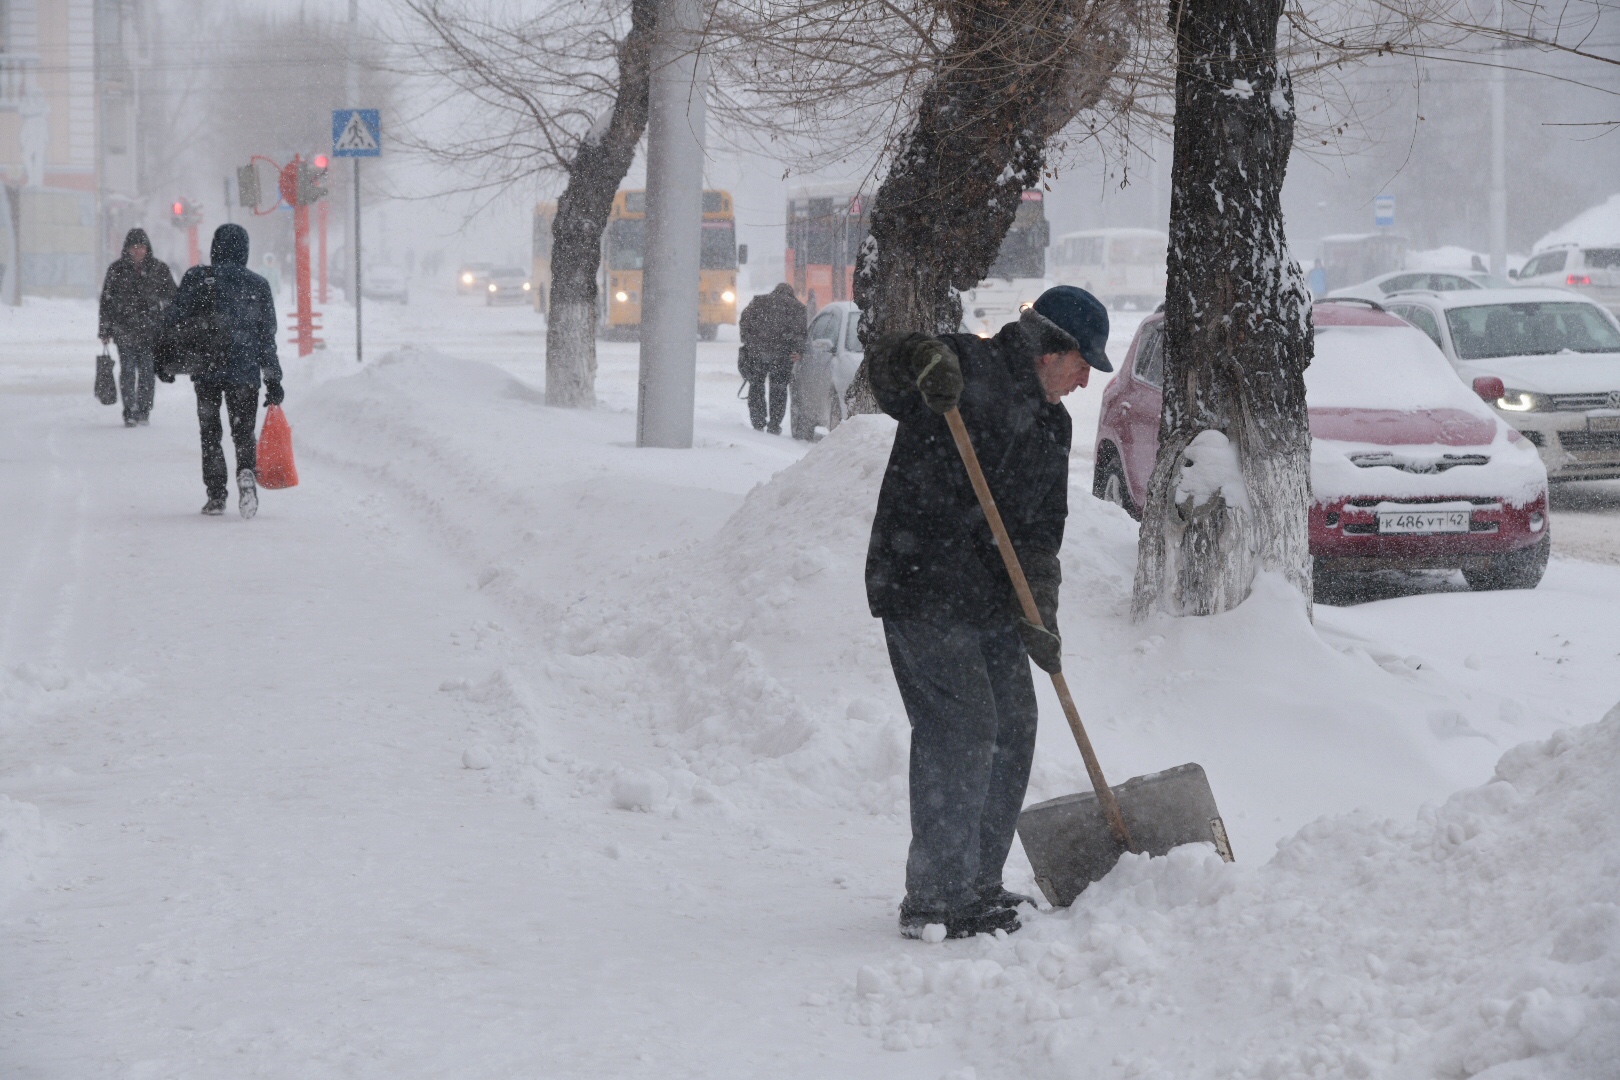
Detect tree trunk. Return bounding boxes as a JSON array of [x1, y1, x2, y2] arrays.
[[545, 0, 656, 408], [846, 0, 1134, 411], [1130, 0, 1313, 620]]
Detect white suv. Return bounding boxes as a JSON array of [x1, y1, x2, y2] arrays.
[[1514, 245, 1620, 314], [1382, 287, 1620, 482]]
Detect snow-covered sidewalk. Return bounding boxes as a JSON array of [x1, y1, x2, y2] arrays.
[[3, 294, 1618, 1078]]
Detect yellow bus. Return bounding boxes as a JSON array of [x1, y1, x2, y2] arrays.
[[601, 189, 738, 340], [532, 201, 555, 315]]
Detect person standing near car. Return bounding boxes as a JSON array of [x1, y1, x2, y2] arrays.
[[98, 228, 177, 427], [865, 285, 1112, 940], [738, 283, 807, 434], [160, 224, 283, 519]]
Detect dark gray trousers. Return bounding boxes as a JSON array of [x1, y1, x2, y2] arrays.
[[195, 381, 259, 500], [115, 337, 155, 421], [884, 617, 1038, 915]]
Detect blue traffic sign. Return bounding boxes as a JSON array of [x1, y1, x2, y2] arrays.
[[332, 109, 381, 158], [1374, 194, 1395, 228]]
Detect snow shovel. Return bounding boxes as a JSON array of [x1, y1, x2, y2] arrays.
[[943, 408, 1234, 908]]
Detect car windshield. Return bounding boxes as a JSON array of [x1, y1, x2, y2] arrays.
[[607, 219, 644, 270], [1444, 302, 1620, 359], [1304, 325, 1471, 412], [493, 268, 526, 278], [700, 224, 737, 270]]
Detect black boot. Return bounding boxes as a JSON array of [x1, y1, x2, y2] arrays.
[[899, 896, 1021, 940], [980, 884, 1038, 911]]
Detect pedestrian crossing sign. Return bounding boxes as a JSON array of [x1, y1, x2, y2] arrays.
[[332, 110, 381, 158]]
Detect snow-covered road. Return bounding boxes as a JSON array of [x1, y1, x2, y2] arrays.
[[3, 289, 1618, 1078]]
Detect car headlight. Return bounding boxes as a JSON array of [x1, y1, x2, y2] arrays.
[[1497, 389, 1539, 412], [462, 273, 473, 284], [615, 290, 629, 303], [721, 290, 735, 304], [522, 282, 531, 291]]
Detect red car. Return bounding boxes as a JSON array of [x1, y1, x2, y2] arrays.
[[1093, 301, 1552, 590]]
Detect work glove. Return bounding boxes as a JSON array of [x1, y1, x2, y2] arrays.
[[1014, 549, 1062, 673], [908, 338, 962, 415], [868, 332, 963, 414], [264, 380, 285, 408], [157, 369, 176, 384]]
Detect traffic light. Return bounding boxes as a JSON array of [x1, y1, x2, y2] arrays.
[[294, 158, 329, 207], [169, 198, 202, 228]]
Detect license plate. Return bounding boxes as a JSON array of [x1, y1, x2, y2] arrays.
[[1378, 509, 1470, 534], [1590, 415, 1620, 432]]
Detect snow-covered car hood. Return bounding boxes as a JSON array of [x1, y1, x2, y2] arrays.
[[1305, 324, 1548, 505], [1453, 353, 1620, 395]]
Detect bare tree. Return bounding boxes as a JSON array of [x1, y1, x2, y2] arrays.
[[400, 0, 656, 408]]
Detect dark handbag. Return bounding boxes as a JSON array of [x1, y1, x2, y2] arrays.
[[156, 271, 231, 379], [94, 350, 117, 405]]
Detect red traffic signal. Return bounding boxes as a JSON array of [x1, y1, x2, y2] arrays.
[[313, 154, 329, 169], [170, 198, 202, 228]]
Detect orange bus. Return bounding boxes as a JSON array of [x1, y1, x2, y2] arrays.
[[785, 185, 869, 317], [601, 189, 739, 339]]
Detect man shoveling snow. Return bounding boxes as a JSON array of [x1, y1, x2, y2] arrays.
[[864, 286, 1113, 940]]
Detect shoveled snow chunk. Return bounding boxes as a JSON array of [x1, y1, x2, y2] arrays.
[[461, 745, 493, 770], [613, 767, 669, 811], [1175, 430, 1250, 512]]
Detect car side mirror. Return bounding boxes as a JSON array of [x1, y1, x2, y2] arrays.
[[1507, 268, 1518, 279], [1473, 376, 1505, 402], [736, 244, 748, 266]]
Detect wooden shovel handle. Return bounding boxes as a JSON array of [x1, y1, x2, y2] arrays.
[[943, 407, 1135, 852]]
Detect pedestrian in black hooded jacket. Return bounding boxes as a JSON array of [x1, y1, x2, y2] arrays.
[[161, 224, 283, 519], [864, 285, 1113, 941], [738, 283, 808, 434], [98, 228, 176, 426]]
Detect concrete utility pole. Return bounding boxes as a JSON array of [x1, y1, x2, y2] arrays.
[[1489, 0, 1507, 276], [636, 0, 708, 449], [348, 0, 362, 363]]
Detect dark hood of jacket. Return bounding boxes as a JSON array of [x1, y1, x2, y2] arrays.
[[210, 224, 250, 267], [121, 228, 153, 257]]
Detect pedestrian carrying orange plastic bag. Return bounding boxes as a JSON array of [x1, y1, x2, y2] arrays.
[[256, 405, 300, 489]]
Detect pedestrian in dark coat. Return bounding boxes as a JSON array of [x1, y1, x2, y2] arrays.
[[161, 224, 283, 519], [98, 228, 176, 426], [865, 285, 1112, 941], [737, 283, 807, 434]]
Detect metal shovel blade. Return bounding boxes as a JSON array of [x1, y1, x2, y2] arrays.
[[1017, 763, 1234, 908]]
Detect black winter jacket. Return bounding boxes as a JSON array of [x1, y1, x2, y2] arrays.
[[166, 224, 282, 389], [865, 321, 1071, 626], [739, 285, 808, 367], [98, 229, 177, 343]]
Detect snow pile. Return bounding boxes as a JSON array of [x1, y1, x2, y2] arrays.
[[847, 704, 1620, 1079], [0, 794, 49, 908], [1534, 193, 1620, 251], [560, 415, 912, 813], [1, 663, 138, 730]]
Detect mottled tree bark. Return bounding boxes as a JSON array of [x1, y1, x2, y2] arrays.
[[545, 0, 656, 408], [846, 0, 1135, 411], [1131, 0, 1313, 619]]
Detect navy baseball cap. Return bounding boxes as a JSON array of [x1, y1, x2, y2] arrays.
[[1032, 286, 1112, 372]]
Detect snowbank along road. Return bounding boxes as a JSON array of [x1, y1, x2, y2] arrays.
[[2, 289, 1618, 1078]]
